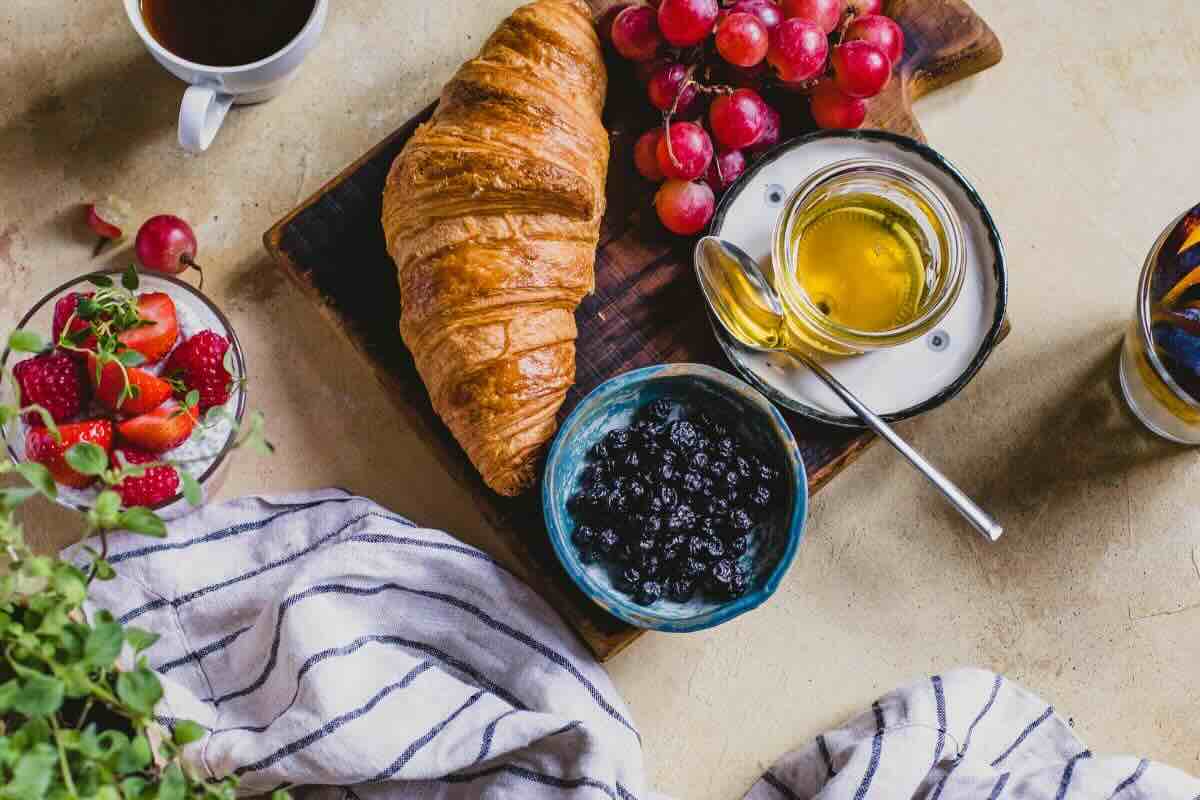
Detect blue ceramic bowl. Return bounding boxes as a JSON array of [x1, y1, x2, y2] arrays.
[[543, 363, 807, 632]]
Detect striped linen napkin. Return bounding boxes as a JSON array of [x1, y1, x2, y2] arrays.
[[747, 668, 1200, 800], [64, 490, 1199, 799]]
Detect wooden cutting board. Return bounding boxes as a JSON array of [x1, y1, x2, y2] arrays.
[[263, 0, 1003, 660]]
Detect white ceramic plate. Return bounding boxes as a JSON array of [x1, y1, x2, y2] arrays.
[[708, 130, 1007, 427]]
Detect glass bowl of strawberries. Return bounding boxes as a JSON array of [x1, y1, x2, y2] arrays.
[[1, 267, 247, 518]]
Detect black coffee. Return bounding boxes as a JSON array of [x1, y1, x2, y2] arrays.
[[141, 0, 317, 67]]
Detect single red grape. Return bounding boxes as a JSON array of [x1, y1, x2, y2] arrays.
[[656, 121, 715, 180], [843, 14, 904, 65], [597, 3, 635, 49], [719, 0, 784, 31], [647, 63, 699, 115], [135, 215, 204, 286], [634, 129, 667, 181], [705, 149, 747, 193], [831, 40, 891, 98], [715, 12, 770, 67], [655, 180, 716, 235], [846, 0, 883, 16], [657, 0, 719, 47], [709, 88, 769, 150], [781, 0, 844, 33], [767, 18, 828, 83], [612, 5, 663, 62], [747, 103, 782, 154], [809, 79, 867, 128]]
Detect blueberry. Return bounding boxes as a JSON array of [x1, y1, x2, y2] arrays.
[[647, 398, 674, 421], [626, 478, 648, 507], [618, 450, 641, 475], [616, 566, 641, 591], [644, 514, 664, 535], [751, 484, 771, 507], [660, 449, 679, 464], [702, 536, 725, 559], [687, 536, 708, 558], [705, 497, 731, 518], [572, 525, 596, 548], [669, 504, 697, 531], [641, 553, 662, 576], [668, 578, 696, 602], [699, 515, 721, 536], [706, 460, 729, 479], [682, 557, 707, 579], [716, 436, 736, 459], [728, 533, 752, 555], [735, 456, 753, 480], [708, 559, 735, 589], [606, 428, 632, 453], [724, 470, 741, 489], [636, 580, 664, 605], [586, 483, 609, 507], [757, 461, 779, 484], [689, 450, 710, 471], [681, 470, 704, 495], [637, 534, 657, 554], [649, 485, 677, 513], [727, 572, 749, 598], [657, 462, 678, 485], [596, 528, 620, 554], [591, 441, 610, 461], [668, 420, 699, 452], [729, 508, 754, 531], [606, 490, 630, 515]]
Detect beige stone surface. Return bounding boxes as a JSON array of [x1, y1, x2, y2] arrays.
[[2, 1, 1200, 797]]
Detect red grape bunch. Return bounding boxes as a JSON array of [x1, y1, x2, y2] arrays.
[[601, 0, 905, 235]]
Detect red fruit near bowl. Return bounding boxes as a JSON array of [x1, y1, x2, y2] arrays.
[[596, 3, 635, 49], [844, 13, 905, 65], [781, 0, 844, 33], [655, 180, 716, 235], [634, 129, 667, 182], [135, 214, 205, 287], [767, 18, 828, 83], [809, 78, 868, 128], [705, 149, 747, 193], [656, 122, 714, 181], [831, 40, 892, 98], [612, 5, 663, 61], [714, 12, 770, 68], [657, 0, 719, 47], [720, 0, 783, 31], [747, 103, 782, 154], [709, 89, 769, 150], [647, 62, 699, 115]]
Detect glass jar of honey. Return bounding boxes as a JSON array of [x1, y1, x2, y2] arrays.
[[771, 158, 966, 355]]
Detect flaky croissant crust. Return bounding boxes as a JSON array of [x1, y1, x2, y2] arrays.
[[383, 0, 609, 496]]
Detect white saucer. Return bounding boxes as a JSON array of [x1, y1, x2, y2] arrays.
[[708, 130, 1007, 427]]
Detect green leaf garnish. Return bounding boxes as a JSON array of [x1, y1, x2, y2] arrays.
[[122, 264, 140, 291], [14, 462, 56, 498], [123, 627, 160, 654], [171, 720, 206, 746], [87, 274, 114, 288], [184, 389, 200, 409], [178, 470, 202, 507], [116, 349, 146, 367], [115, 666, 162, 716], [65, 443, 109, 477], [119, 508, 167, 537], [8, 330, 46, 354]]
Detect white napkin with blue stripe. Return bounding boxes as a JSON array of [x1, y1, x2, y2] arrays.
[[65, 490, 1199, 799]]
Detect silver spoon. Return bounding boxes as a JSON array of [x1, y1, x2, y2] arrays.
[[694, 235, 1003, 542]]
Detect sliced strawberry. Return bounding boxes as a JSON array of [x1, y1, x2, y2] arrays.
[[51, 292, 97, 353], [117, 400, 196, 452], [112, 447, 180, 507], [86, 354, 172, 415], [25, 419, 113, 489], [118, 292, 179, 365]]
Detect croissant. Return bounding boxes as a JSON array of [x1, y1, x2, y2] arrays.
[[382, 0, 609, 496]]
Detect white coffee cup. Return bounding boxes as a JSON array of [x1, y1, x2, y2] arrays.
[[123, 0, 328, 153]]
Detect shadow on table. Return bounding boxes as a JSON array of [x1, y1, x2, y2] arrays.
[[968, 327, 1190, 533]]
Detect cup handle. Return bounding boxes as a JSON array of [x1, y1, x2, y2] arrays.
[[178, 85, 234, 153]]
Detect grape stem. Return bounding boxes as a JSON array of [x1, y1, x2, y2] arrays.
[[661, 65, 734, 171], [181, 255, 205, 290]]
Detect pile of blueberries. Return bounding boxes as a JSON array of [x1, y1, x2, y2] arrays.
[[568, 397, 784, 606]]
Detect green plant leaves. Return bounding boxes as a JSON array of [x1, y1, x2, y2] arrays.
[[118, 508, 166, 538], [157, 763, 186, 800], [2, 741, 56, 799], [114, 734, 151, 774], [115, 349, 146, 367], [84, 620, 124, 668], [13, 674, 64, 717], [86, 274, 113, 288], [115, 666, 162, 716], [65, 443, 108, 477], [179, 470, 202, 507], [7, 330, 46, 354], [123, 627, 159, 654], [122, 264, 140, 291], [14, 463, 56, 499], [172, 720, 205, 746]]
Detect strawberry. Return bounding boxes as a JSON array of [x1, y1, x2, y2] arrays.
[[117, 400, 196, 452], [25, 419, 113, 489], [13, 353, 87, 426], [165, 330, 233, 411], [112, 447, 180, 507], [86, 353, 172, 415], [51, 292, 97, 353], [118, 292, 179, 365]]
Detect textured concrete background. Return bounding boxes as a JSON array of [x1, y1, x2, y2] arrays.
[[2, 1, 1199, 797]]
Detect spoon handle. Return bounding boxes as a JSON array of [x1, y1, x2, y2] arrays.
[[791, 352, 1003, 542]]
